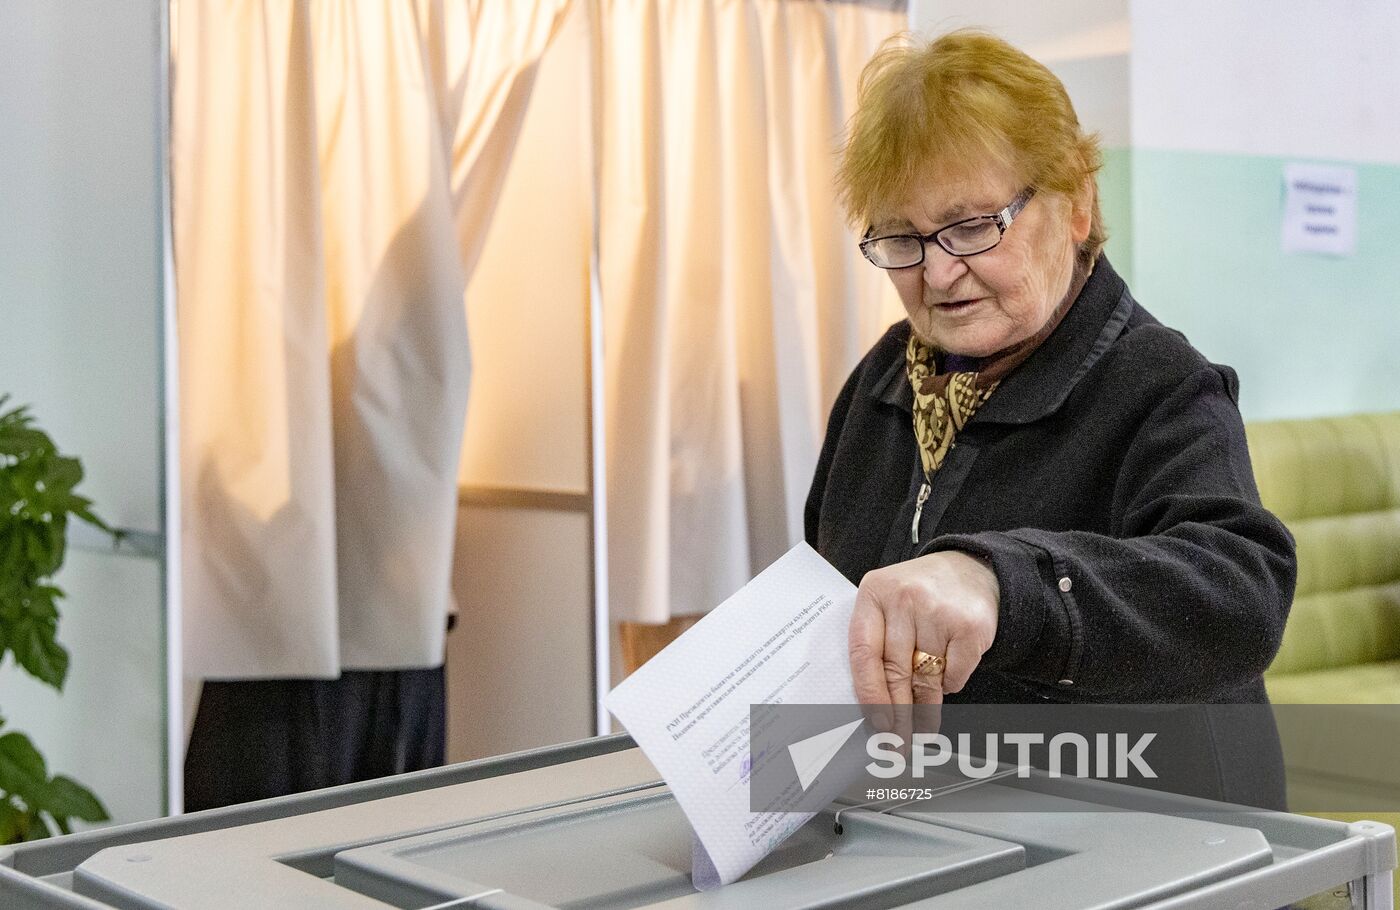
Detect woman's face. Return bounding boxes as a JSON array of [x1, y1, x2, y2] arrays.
[[879, 166, 1091, 357]]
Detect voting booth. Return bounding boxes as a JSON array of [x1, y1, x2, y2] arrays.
[[1, 734, 1394, 909]]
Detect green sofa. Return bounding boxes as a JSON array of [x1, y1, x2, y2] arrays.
[[1254, 412, 1400, 705], [1248, 412, 1400, 896]]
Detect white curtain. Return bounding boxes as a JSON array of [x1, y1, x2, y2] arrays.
[[597, 0, 907, 624], [173, 0, 571, 678]]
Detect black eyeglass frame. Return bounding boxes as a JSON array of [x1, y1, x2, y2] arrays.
[[859, 187, 1037, 269]]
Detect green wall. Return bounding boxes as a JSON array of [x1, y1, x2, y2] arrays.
[[1096, 147, 1400, 422], [1098, 146, 1134, 288]]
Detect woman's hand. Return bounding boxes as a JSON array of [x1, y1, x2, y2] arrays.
[[848, 550, 1000, 720]]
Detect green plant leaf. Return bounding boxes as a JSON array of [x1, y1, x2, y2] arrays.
[[0, 397, 111, 837], [70, 501, 115, 536], [0, 798, 24, 844], [43, 519, 68, 571], [7, 616, 68, 690], [38, 775, 108, 823], [41, 455, 83, 496], [0, 532, 25, 593], [21, 812, 53, 841], [0, 731, 49, 797], [24, 585, 61, 621], [0, 428, 48, 459], [0, 589, 21, 623], [22, 529, 54, 579], [23, 522, 62, 580]]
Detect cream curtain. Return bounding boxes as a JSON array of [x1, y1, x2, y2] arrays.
[[173, 0, 571, 678], [597, 0, 907, 624]]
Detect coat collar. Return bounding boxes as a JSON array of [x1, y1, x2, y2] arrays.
[[872, 255, 1134, 425]]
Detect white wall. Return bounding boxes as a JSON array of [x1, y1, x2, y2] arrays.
[[0, 1, 168, 826], [1131, 0, 1400, 164]]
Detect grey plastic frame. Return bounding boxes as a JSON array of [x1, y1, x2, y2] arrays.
[[0, 733, 1394, 909], [0, 734, 635, 909]]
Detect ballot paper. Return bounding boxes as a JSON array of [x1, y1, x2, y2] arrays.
[[605, 542, 863, 888]]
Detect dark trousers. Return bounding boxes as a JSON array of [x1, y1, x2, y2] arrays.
[[183, 666, 446, 812]]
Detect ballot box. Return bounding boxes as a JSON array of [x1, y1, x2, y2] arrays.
[[1, 733, 1394, 909]]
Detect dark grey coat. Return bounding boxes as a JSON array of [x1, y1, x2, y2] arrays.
[[805, 256, 1297, 807]]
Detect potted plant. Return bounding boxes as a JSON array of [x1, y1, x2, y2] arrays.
[[0, 395, 111, 841]]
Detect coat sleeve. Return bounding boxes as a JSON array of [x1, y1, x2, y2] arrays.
[[920, 365, 1297, 701], [805, 354, 866, 549]]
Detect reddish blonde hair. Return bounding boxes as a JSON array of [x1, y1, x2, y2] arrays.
[[838, 29, 1105, 265]]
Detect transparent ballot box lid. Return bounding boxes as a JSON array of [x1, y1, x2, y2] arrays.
[[331, 792, 1025, 909]]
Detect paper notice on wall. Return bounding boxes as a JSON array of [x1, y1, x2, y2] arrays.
[[1281, 163, 1357, 257], [605, 542, 862, 888]]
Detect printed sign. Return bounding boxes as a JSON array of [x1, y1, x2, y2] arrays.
[[1281, 163, 1357, 257]]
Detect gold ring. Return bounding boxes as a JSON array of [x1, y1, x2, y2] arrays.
[[912, 649, 945, 677]]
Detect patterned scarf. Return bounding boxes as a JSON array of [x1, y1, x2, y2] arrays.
[[906, 335, 998, 479]]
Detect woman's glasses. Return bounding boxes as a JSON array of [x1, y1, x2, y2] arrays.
[[859, 187, 1035, 269]]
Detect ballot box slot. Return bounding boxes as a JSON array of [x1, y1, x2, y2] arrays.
[[332, 790, 1026, 909]]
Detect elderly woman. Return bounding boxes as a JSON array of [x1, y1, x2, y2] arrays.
[[806, 31, 1296, 806]]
